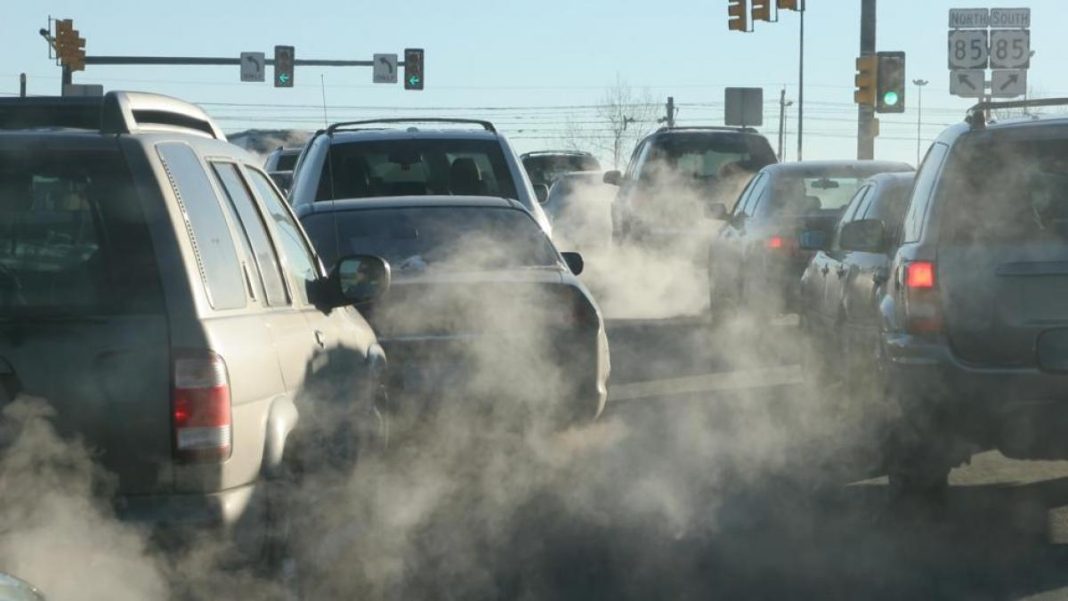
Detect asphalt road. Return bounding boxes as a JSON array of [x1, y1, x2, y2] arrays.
[[578, 316, 1068, 601]]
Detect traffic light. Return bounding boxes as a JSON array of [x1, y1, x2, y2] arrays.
[[728, 0, 748, 31], [777, 0, 802, 10], [752, 0, 772, 21], [274, 45, 294, 88], [404, 48, 424, 90], [53, 19, 86, 72], [876, 51, 906, 113], [854, 55, 877, 107]]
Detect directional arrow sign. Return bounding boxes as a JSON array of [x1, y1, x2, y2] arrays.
[[240, 51, 265, 82], [950, 69, 985, 98], [373, 53, 398, 84], [991, 69, 1027, 98]]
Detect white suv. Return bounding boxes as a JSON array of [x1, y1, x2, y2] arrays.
[[287, 118, 552, 235]]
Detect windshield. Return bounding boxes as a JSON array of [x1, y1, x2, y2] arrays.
[[638, 134, 775, 185], [315, 139, 519, 201], [304, 206, 559, 272], [760, 175, 869, 216], [0, 148, 161, 316], [940, 135, 1068, 243], [274, 151, 299, 171], [523, 154, 601, 186]]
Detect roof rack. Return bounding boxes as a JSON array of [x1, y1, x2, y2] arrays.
[[0, 91, 225, 140], [520, 150, 595, 157], [326, 118, 497, 135], [656, 125, 759, 134], [966, 97, 1068, 129]]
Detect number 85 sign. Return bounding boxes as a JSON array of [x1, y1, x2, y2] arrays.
[[948, 30, 989, 69], [989, 29, 1030, 69]]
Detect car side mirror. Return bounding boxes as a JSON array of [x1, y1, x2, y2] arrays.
[[330, 254, 391, 307], [839, 219, 887, 253], [603, 170, 622, 186], [798, 229, 829, 251], [705, 202, 728, 220], [533, 183, 549, 204], [561, 251, 584, 276]]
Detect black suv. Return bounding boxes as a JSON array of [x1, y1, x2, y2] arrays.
[[603, 126, 777, 251], [879, 99, 1068, 493]]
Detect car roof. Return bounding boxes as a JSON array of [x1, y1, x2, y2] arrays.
[[649, 126, 760, 137], [763, 160, 913, 176], [936, 113, 1068, 146], [298, 195, 525, 215], [325, 128, 500, 144], [866, 171, 915, 187], [521, 150, 595, 158]]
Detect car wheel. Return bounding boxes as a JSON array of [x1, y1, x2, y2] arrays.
[[883, 384, 954, 500]]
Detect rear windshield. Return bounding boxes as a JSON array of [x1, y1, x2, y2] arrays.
[[275, 152, 299, 171], [0, 147, 162, 316], [639, 133, 776, 185], [303, 207, 558, 273], [759, 175, 869, 216], [523, 155, 601, 186], [939, 135, 1068, 243], [316, 139, 519, 202]]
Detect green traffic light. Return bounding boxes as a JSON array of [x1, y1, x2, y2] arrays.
[[883, 90, 899, 106]]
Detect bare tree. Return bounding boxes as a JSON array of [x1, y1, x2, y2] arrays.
[[564, 76, 658, 169]]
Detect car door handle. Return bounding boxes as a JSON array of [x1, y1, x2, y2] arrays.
[[315, 330, 326, 348], [820, 265, 829, 276]]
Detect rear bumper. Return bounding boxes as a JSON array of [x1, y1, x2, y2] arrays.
[[114, 481, 265, 549], [384, 326, 609, 423], [883, 332, 1068, 457]]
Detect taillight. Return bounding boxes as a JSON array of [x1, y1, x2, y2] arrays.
[[906, 261, 935, 289], [173, 352, 232, 462], [766, 235, 799, 257], [766, 235, 785, 250], [904, 261, 942, 335]]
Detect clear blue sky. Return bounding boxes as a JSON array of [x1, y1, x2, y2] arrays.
[[3, 0, 1064, 165]]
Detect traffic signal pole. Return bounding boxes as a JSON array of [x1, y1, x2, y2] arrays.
[[858, 0, 876, 160]]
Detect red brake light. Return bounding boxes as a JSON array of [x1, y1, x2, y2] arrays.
[[906, 261, 936, 289], [767, 235, 784, 250], [173, 352, 232, 462]]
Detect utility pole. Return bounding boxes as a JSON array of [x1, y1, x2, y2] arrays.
[[665, 96, 676, 128], [797, 0, 806, 161], [912, 78, 928, 165], [858, 0, 876, 160], [777, 88, 789, 161], [19, 74, 26, 98]]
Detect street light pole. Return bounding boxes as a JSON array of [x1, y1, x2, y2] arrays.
[[796, 0, 805, 161], [913, 78, 929, 166]]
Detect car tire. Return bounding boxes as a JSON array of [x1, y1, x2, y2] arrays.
[[883, 384, 953, 499]]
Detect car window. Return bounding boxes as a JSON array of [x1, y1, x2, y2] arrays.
[[639, 134, 774, 189], [246, 168, 320, 304], [862, 180, 912, 227], [831, 185, 871, 251], [315, 139, 519, 201], [758, 175, 869, 217], [211, 162, 289, 307], [0, 147, 163, 316], [523, 155, 601, 187], [303, 207, 559, 273], [902, 143, 949, 243], [735, 173, 767, 217], [157, 143, 245, 310], [938, 135, 1068, 243]]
